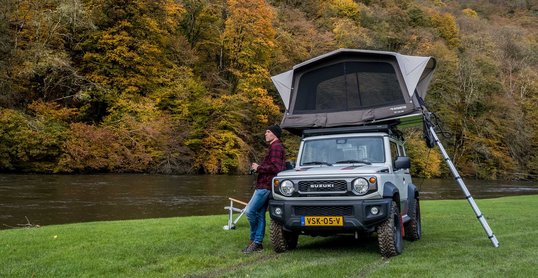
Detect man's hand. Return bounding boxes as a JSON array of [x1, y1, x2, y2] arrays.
[[251, 163, 259, 172]]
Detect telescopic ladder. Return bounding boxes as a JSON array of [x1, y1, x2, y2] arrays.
[[424, 112, 499, 247]]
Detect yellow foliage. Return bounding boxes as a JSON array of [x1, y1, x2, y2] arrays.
[[196, 130, 249, 174], [163, 2, 186, 26], [82, 0, 185, 98], [430, 11, 461, 49], [462, 8, 478, 18], [223, 0, 276, 78], [405, 129, 443, 178], [332, 18, 371, 48], [0, 105, 71, 172], [325, 0, 361, 21]]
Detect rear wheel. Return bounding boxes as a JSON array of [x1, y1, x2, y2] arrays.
[[377, 201, 403, 257], [404, 197, 421, 241], [270, 219, 298, 253]]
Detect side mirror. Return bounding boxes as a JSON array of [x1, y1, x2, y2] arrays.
[[394, 156, 410, 170], [285, 160, 295, 170]]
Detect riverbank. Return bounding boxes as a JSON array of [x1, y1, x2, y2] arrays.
[[1, 195, 537, 277], [3, 174, 538, 229]]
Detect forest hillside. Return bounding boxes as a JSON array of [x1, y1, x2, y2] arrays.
[[0, 0, 536, 179]]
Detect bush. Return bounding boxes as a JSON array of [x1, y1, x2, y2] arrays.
[[405, 129, 443, 178], [0, 102, 74, 172]]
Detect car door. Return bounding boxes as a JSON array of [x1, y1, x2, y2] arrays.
[[390, 140, 408, 212]]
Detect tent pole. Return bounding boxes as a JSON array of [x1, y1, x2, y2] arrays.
[[428, 125, 499, 247]]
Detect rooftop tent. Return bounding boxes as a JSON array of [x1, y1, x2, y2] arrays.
[[271, 49, 436, 133]]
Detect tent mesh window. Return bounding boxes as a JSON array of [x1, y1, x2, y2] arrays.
[[294, 61, 405, 114]]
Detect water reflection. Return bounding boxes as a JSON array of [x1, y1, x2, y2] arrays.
[[414, 178, 538, 200], [0, 174, 537, 229], [0, 174, 255, 229]]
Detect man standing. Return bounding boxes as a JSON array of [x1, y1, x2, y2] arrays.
[[243, 125, 286, 254]]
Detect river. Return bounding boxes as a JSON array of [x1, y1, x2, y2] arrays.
[[1, 174, 537, 229]]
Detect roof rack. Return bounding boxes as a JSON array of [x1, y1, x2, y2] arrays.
[[302, 121, 402, 139]]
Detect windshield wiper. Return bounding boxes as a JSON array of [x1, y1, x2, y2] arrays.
[[334, 160, 372, 165], [303, 161, 333, 166]]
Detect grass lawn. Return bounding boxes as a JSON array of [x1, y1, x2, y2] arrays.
[[1, 195, 537, 277]]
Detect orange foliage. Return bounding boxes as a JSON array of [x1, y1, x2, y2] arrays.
[[28, 101, 78, 121], [1, 0, 537, 178], [59, 122, 153, 172]]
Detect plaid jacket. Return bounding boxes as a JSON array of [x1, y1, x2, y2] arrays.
[[255, 140, 285, 190]]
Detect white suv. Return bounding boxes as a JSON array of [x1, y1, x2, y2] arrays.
[[268, 124, 421, 257]]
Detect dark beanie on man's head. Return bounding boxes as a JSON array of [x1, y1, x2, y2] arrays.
[[267, 125, 282, 139]]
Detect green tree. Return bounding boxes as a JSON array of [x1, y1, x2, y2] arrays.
[[0, 102, 76, 172], [188, 0, 280, 174], [80, 0, 185, 114]]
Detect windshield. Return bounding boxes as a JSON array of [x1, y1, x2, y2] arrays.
[[300, 136, 385, 166]]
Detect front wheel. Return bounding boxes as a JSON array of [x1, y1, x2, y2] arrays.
[[270, 219, 298, 253], [377, 201, 403, 257]]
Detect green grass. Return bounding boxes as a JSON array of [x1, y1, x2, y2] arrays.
[[2, 195, 538, 277]]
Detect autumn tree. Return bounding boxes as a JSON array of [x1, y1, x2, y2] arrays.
[[0, 1, 16, 107], [430, 11, 461, 49], [0, 0, 92, 110], [186, 0, 280, 174], [270, 5, 335, 72], [74, 0, 201, 173], [0, 101, 76, 172], [80, 0, 185, 117], [404, 129, 442, 178], [0, 0, 537, 178]]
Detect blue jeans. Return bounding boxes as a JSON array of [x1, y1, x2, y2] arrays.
[[245, 189, 270, 244]]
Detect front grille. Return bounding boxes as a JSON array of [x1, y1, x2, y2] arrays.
[[294, 206, 353, 216], [298, 180, 347, 192]]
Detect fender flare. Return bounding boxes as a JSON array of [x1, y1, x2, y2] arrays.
[[407, 183, 419, 200], [383, 182, 400, 207], [406, 183, 419, 215]]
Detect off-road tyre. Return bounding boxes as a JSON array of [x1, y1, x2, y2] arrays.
[[270, 219, 298, 253], [404, 197, 421, 241], [377, 201, 403, 257]]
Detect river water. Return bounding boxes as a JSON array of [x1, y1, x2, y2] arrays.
[[1, 174, 537, 229]]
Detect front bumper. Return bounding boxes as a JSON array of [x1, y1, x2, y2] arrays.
[[268, 198, 392, 233]]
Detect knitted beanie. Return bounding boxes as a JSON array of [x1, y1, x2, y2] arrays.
[[267, 125, 282, 139]]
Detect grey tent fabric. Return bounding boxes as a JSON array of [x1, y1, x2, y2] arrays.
[[271, 49, 436, 133], [272, 70, 293, 110]]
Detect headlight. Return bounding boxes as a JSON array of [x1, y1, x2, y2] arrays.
[[280, 180, 294, 196], [352, 178, 369, 195]]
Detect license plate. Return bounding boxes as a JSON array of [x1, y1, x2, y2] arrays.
[[301, 216, 343, 226]]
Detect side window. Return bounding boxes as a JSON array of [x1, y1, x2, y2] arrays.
[[398, 144, 406, 156], [390, 142, 399, 160]]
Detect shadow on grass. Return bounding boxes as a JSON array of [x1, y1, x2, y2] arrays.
[[293, 233, 380, 254]]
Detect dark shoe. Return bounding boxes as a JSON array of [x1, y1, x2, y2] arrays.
[[241, 241, 253, 253], [242, 242, 263, 254]]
